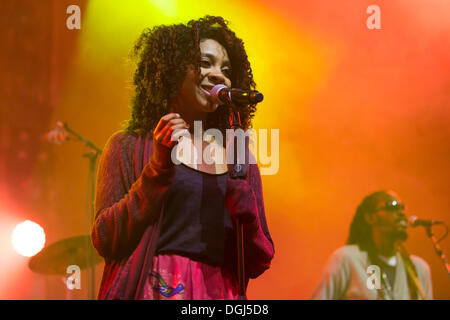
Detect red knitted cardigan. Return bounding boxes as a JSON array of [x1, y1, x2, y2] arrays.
[[91, 131, 274, 299]]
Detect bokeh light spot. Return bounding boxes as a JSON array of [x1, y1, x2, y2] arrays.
[[11, 220, 46, 257]]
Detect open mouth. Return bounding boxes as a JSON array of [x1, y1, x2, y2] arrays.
[[200, 85, 213, 95]]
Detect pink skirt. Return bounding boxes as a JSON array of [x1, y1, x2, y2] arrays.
[[141, 254, 239, 300]]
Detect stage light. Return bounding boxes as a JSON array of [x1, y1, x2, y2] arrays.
[[11, 220, 46, 257], [149, 0, 178, 17]]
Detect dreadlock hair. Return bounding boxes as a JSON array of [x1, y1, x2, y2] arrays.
[[346, 191, 393, 252], [124, 15, 257, 137]]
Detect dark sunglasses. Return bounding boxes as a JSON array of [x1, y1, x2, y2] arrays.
[[375, 200, 405, 212]]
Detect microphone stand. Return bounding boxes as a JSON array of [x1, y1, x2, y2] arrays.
[[57, 122, 102, 299], [424, 224, 450, 277], [228, 109, 248, 300]]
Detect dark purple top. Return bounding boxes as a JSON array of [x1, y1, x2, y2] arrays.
[[156, 163, 234, 266]]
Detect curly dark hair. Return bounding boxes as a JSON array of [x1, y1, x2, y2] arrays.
[[346, 191, 392, 252], [124, 15, 257, 136]]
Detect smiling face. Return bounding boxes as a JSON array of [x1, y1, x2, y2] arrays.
[[175, 38, 232, 115]]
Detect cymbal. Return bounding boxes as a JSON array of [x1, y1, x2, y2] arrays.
[[29, 235, 103, 275]]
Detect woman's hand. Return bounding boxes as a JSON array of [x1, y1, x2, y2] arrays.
[[225, 178, 258, 226], [153, 113, 189, 148], [151, 113, 189, 168]]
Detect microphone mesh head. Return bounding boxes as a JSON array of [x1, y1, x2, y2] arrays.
[[408, 216, 418, 226], [210, 84, 227, 104]]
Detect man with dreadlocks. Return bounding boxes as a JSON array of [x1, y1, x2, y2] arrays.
[[312, 190, 432, 300], [91, 16, 274, 300]]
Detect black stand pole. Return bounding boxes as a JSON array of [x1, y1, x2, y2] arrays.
[[228, 110, 248, 300], [425, 225, 450, 277], [62, 122, 102, 300], [236, 221, 246, 300]]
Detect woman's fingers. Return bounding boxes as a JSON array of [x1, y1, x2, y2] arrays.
[[170, 128, 190, 142], [154, 113, 189, 147], [159, 121, 188, 140], [161, 123, 189, 145], [154, 113, 180, 134]]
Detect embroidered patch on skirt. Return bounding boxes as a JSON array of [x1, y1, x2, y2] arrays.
[[141, 254, 239, 300]]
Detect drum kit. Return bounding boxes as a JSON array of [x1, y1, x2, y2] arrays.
[[29, 235, 102, 275], [28, 235, 102, 299]]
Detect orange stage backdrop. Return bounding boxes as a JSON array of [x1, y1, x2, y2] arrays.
[[0, 0, 449, 299]]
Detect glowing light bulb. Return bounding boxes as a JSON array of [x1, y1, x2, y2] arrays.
[[11, 220, 46, 257]]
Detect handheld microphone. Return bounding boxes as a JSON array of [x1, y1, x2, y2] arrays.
[[409, 216, 444, 228], [210, 84, 264, 105]]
